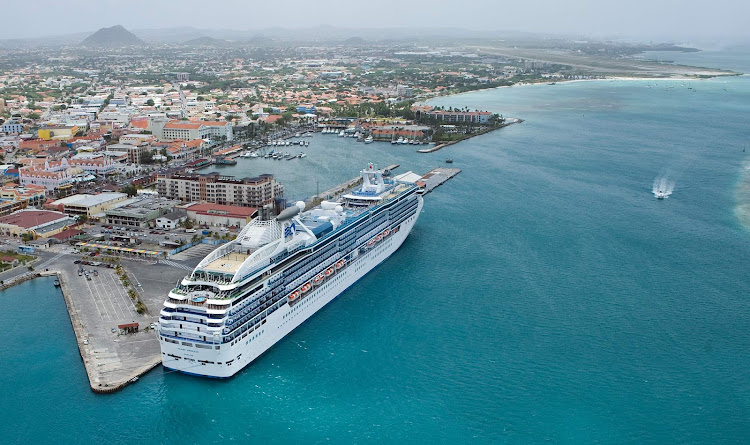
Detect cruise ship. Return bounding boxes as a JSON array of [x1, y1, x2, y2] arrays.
[[158, 165, 423, 378]]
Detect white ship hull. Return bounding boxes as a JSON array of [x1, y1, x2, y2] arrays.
[[160, 198, 422, 378]]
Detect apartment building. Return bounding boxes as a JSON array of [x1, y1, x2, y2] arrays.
[[423, 110, 493, 124], [156, 172, 283, 208], [201, 120, 234, 142]]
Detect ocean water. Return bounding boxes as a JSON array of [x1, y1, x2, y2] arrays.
[[2, 53, 750, 443]]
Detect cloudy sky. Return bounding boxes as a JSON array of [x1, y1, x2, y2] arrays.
[[4, 0, 749, 43]]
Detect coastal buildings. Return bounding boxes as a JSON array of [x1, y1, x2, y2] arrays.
[[48, 193, 128, 219], [422, 110, 493, 124], [155, 209, 187, 229], [104, 196, 181, 228], [19, 159, 79, 193], [185, 203, 258, 228], [158, 121, 207, 141], [69, 154, 117, 175], [0, 183, 47, 217], [201, 121, 234, 142], [0, 209, 75, 238], [156, 172, 283, 208], [150, 119, 233, 142]]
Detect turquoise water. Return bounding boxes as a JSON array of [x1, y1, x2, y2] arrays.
[[3, 54, 750, 443]]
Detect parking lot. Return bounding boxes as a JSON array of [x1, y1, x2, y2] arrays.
[[75, 265, 138, 322]]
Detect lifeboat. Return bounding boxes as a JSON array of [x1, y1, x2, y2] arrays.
[[383, 228, 390, 237], [375, 234, 382, 242], [313, 274, 325, 285], [289, 290, 300, 301], [335, 259, 346, 269], [324, 266, 334, 277], [301, 282, 312, 293], [367, 239, 375, 247]]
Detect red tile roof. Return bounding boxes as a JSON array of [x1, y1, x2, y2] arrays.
[[164, 122, 203, 130], [0, 210, 69, 229], [50, 227, 83, 241], [187, 203, 257, 219]]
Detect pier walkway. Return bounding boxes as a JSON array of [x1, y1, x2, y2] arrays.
[[419, 168, 462, 194]]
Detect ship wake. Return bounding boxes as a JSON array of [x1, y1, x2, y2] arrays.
[[652, 177, 675, 199]]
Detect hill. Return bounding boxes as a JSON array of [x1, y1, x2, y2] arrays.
[[185, 36, 231, 47], [82, 25, 144, 47]]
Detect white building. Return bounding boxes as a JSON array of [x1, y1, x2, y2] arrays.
[[1, 120, 23, 134], [119, 134, 153, 146], [155, 209, 187, 229], [200, 121, 233, 142]]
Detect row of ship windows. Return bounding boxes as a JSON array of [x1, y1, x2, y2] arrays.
[[230, 324, 265, 347], [161, 337, 220, 350]]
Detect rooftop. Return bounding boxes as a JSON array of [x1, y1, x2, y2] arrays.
[[106, 196, 180, 217], [164, 122, 203, 130], [52, 192, 127, 208], [0, 209, 70, 229], [187, 203, 258, 219]]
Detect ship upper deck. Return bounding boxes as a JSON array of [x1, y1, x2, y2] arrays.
[[200, 251, 250, 275]]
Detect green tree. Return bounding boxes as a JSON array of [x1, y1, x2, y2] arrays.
[[121, 184, 138, 197], [146, 99, 155, 106], [139, 150, 154, 164]]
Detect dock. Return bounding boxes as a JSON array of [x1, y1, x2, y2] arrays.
[[419, 168, 461, 194], [383, 164, 400, 174]]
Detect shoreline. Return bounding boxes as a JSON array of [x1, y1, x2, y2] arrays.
[[418, 71, 744, 103], [413, 72, 743, 151], [417, 118, 523, 153]]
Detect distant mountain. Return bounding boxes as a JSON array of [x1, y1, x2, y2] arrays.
[[185, 36, 232, 47], [82, 25, 144, 47]]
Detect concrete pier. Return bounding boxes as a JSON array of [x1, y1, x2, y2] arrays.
[[50, 256, 195, 393], [419, 168, 462, 194]]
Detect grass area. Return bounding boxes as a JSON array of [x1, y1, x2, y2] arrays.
[[0, 250, 35, 263]]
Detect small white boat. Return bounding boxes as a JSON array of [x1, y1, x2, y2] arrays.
[[396, 137, 404, 144], [364, 136, 373, 144], [654, 190, 669, 199], [338, 130, 345, 137]]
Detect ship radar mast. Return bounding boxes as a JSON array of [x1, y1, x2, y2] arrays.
[[361, 163, 386, 194]]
